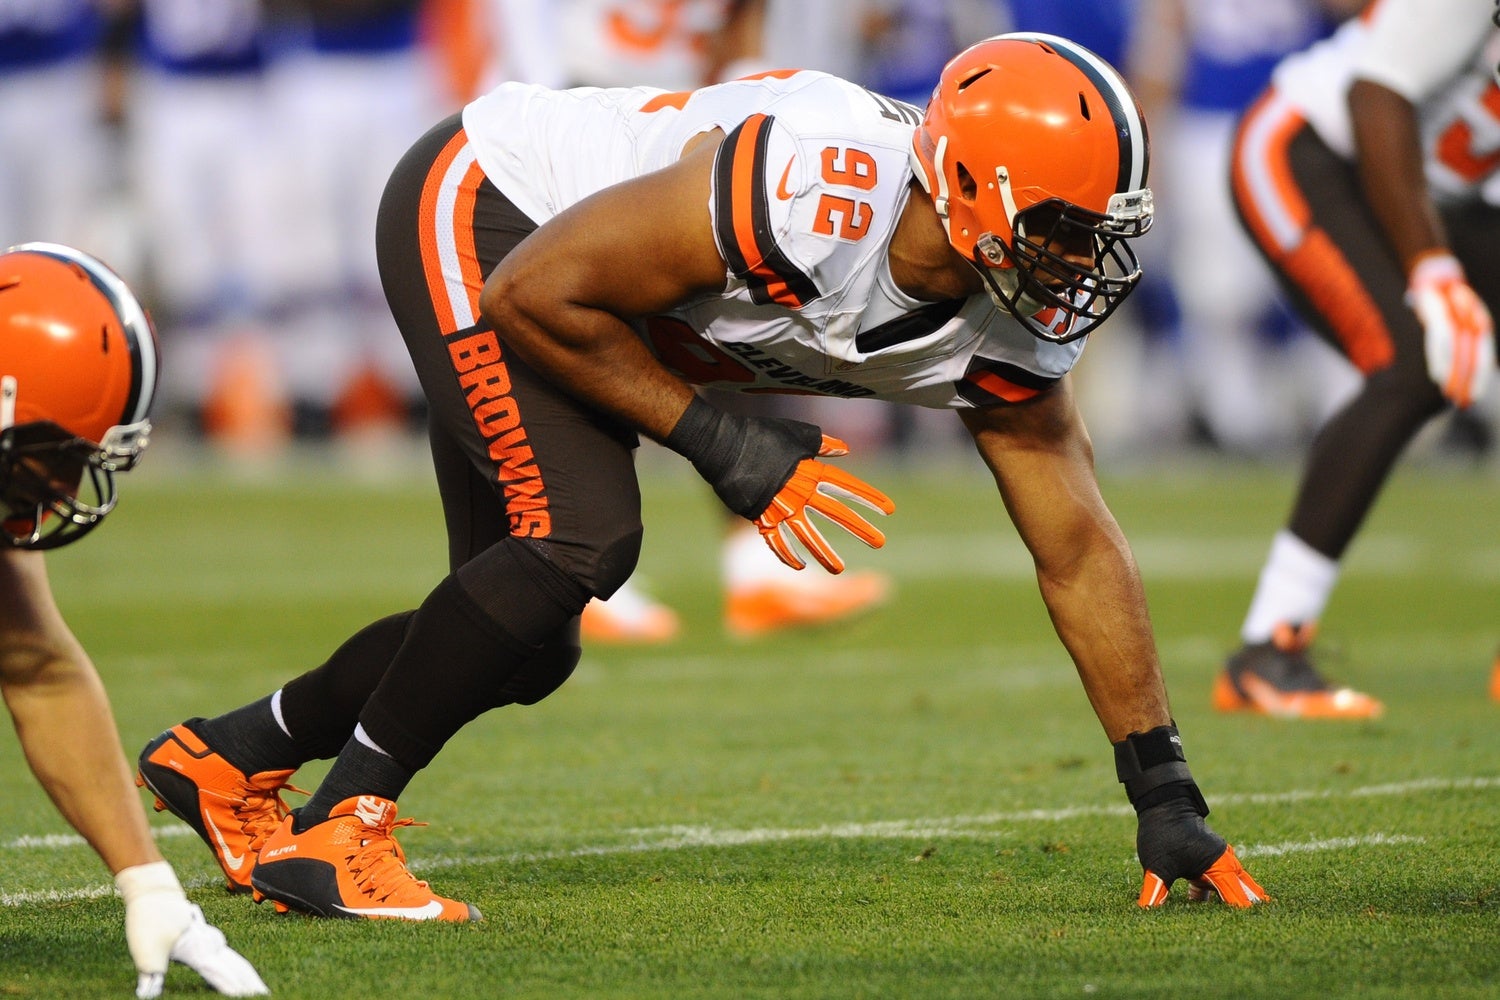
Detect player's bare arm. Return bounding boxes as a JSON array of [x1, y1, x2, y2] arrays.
[[1349, 79, 1446, 268], [959, 383, 1171, 743], [478, 131, 730, 443], [0, 550, 157, 873], [962, 383, 1264, 908], [1, 245, 267, 995], [1348, 1, 1496, 409]]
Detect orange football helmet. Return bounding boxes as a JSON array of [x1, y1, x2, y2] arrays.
[[911, 33, 1154, 343], [0, 243, 159, 549]]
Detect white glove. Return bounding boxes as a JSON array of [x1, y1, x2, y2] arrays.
[[116, 862, 269, 998], [1407, 251, 1496, 409]]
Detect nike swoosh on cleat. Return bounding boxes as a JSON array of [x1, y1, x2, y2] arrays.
[[333, 900, 446, 919], [204, 812, 246, 871]]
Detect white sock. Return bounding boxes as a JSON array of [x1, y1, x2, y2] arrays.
[[1241, 530, 1339, 644]]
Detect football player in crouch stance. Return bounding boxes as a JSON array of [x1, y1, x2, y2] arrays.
[[0, 245, 268, 997], [139, 34, 1266, 919], [1218, 0, 1500, 718]]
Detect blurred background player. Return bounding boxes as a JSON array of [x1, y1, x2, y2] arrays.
[[0, 1, 117, 255], [0, 243, 267, 997], [1128, 0, 1364, 457], [120, 0, 294, 457], [861, 1, 1008, 109], [1221, 0, 1499, 717], [260, 0, 441, 448], [471, 0, 896, 642]]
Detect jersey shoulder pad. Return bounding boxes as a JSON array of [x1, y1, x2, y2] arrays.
[[710, 87, 916, 310], [711, 111, 823, 309]]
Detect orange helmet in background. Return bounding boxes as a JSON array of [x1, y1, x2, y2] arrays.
[[911, 33, 1154, 343], [0, 243, 159, 549]]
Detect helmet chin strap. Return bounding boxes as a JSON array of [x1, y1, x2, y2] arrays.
[[973, 260, 1044, 317], [913, 134, 970, 252]]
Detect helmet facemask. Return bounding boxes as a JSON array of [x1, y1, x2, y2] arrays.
[[0, 411, 150, 551], [972, 188, 1153, 344]]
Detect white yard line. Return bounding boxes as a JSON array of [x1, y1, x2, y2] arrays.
[[1235, 833, 1424, 858], [2, 775, 1489, 906]]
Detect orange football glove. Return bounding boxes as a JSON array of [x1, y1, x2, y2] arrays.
[[1119, 725, 1269, 910], [1407, 251, 1496, 409], [1134, 796, 1269, 909], [753, 435, 894, 574], [1139, 845, 1268, 909]]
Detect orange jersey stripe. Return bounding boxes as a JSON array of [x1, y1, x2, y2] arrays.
[[451, 160, 486, 323], [1231, 91, 1311, 256], [963, 370, 1044, 404], [640, 90, 692, 112], [729, 114, 769, 280], [713, 114, 818, 308], [1281, 229, 1394, 373], [732, 69, 802, 83]]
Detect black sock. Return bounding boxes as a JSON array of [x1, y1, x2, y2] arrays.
[[191, 694, 302, 775], [279, 611, 416, 762], [295, 731, 416, 830]]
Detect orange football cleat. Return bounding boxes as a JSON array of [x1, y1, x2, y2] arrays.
[[1213, 623, 1383, 720], [250, 795, 479, 922], [725, 569, 891, 639], [137, 722, 302, 892], [1489, 649, 1500, 703]]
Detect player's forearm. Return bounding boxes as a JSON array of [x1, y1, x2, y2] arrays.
[[3, 660, 161, 874], [1034, 528, 1173, 742], [481, 280, 697, 443], [962, 392, 1174, 740], [1349, 78, 1448, 268]]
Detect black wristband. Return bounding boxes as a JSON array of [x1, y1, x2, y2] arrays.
[[1113, 723, 1209, 817], [665, 396, 740, 485], [664, 395, 822, 518]]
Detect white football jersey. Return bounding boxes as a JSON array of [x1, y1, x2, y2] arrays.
[[461, 71, 1086, 409], [1270, 0, 1500, 205]]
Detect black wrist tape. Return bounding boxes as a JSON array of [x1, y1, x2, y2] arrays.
[[665, 396, 740, 483], [1113, 723, 1209, 817], [664, 395, 821, 518]]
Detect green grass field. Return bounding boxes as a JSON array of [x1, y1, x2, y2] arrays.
[[2, 442, 1498, 999]]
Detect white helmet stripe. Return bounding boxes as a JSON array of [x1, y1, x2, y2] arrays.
[[1004, 33, 1149, 193], [0, 375, 15, 432], [94, 258, 158, 426]]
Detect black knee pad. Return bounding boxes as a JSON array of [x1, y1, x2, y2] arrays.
[[590, 527, 643, 599], [499, 622, 582, 706], [458, 529, 642, 628]]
